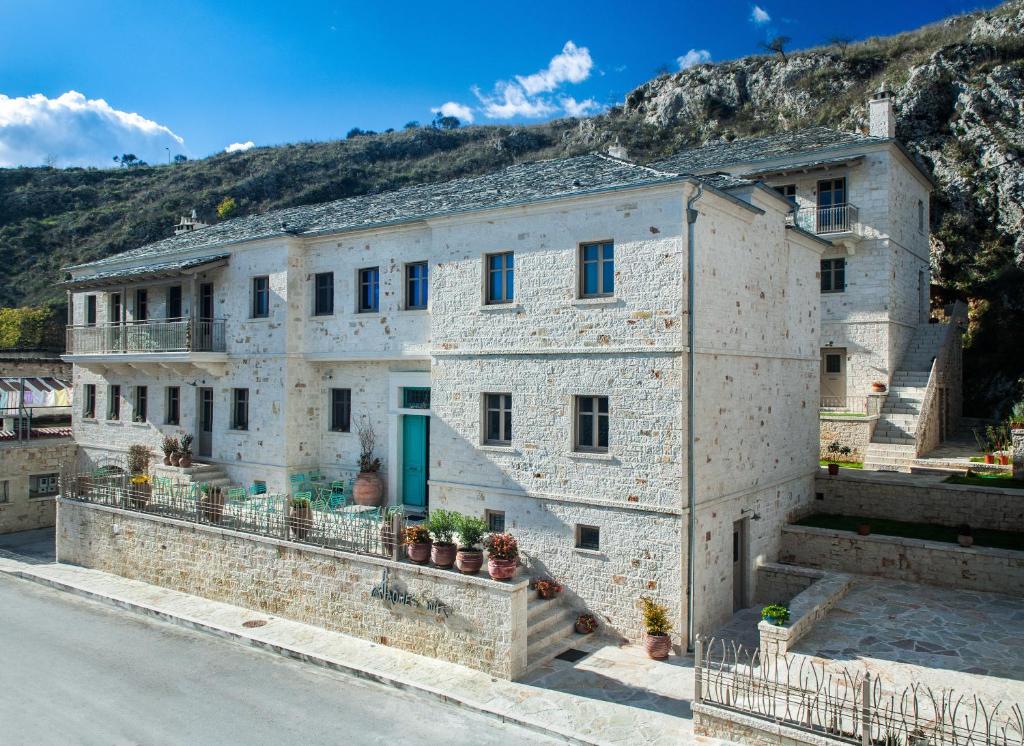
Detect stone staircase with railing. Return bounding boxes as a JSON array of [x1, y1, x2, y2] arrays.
[[151, 461, 231, 490], [526, 592, 578, 671], [862, 322, 953, 471]]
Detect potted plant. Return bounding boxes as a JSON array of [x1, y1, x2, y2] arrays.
[[178, 433, 194, 468], [484, 532, 519, 580], [640, 596, 673, 660], [825, 440, 852, 476], [1010, 402, 1024, 430], [403, 524, 432, 564], [199, 484, 225, 523], [161, 435, 178, 466], [974, 428, 994, 464], [870, 381, 887, 393], [353, 418, 383, 507], [761, 604, 790, 627], [427, 509, 459, 568], [857, 523, 871, 536], [996, 423, 1011, 465], [288, 495, 313, 541], [454, 514, 487, 574], [533, 577, 562, 599], [127, 444, 152, 510], [576, 613, 599, 635], [957, 524, 974, 548]]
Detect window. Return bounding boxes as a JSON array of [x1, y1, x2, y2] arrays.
[[314, 272, 334, 316], [251, 276, 270, 318], [776, 184, 797, 205], [0, 480, 8, 503], [486, 252, 514, 305], [167, 285, 183, 319], [484, 393, 512, 445], [83, 384, 96, 418], [85, 295, 97, 326], [358, 267, 379, 313], [135, 289, 148, 321], [579, 241, 614, 298], [134, 385, 148, 422], [405, 262, 429, 310], [918, 199, 925, 232], [232, 388, 249, 430], [402, 387, 430, 410], [109, 293, 122, 324], [166, 386, 180, 425], [30, 473, 59, 498], [576, 524, 600, 551], [106, 385, 121, 421], [575, 395, 609, 452], [825, 353, 842, 374], [330, 388, 351, 432], [486, 510, 505, 533], [821, 258, 846, 293]]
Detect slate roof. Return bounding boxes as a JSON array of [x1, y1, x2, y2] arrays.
[[68, 154, 686, 272], [649, 127, 886, 174], [63, 254, 230, 288]]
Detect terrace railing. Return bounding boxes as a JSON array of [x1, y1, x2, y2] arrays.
[[791, 204, 860, 236], [820, 396, 881, 417], [65, 318, 226, 355]]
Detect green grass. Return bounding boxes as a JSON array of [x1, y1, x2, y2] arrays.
[[945, 472, 1024, 490], [794, 513, 1024, 551], [819, 459, 863, 469], [819, 411, 867, 418]]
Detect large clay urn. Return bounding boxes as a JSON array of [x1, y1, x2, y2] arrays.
[[406, 541, 431, 564], [353, 472, 383, 507], [431, 542, 457, 569], [455, 549, 483, 575], [645, 633, 672, 660], [487, 558, 517, 581]]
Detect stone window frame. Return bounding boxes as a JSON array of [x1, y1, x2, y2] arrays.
[[481, 392, 513, 446], [820, 257, 846, 293], [483, 251, 515, 306], [231, 388, 250, 431], [577, 240, 615, 299], [83, 383, 96, 419], [573, 394, 610, 453], [357, 266, 380, 314], [329, 388, 351, 433], [251, 276, 270, 319], [165, 386, 180, 425], [106, 384, 121, 421], [405, 261, 429, 311], [313, 271, 335, 317], [575, 524, 600, 551], [29, 473, 59, 499], [133, 385, 148, 423]]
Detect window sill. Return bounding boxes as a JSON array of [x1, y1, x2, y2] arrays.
[[105, 420, 124, 426], [403, 308, 430, 314], [81, 417, 98, 424], [478, 443, 517, 453], [573, 547, 604, 558], [29, 495, 56, 502], [325, 429, 353, 436], [572, 297, 619, 308], [479, 303, 523, 313], [356, 311, 381, 317], [567, 450, 615, 462]]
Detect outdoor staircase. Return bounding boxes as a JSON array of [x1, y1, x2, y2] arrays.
[[863, 323, 949, 471], [525, 593, 578, 671], [151, 461, 231, 489]]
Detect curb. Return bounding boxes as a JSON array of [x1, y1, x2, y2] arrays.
[[2, 565, 595, 745]]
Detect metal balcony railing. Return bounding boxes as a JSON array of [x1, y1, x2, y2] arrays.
[[791, 203, 860, 235], [819, 396, 881, 417], [66, 318, 226, 355]]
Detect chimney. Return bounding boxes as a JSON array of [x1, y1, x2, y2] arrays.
[[607, 141, 629, 161], [868, 83, 896, 139]]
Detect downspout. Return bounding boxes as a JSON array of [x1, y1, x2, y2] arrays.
[[685, 181, 703, 652]]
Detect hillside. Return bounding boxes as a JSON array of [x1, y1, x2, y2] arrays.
[[1, 1, 1022, 415]]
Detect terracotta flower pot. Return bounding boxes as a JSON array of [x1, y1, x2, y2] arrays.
[[576, 621, 594, 635], [857, 524, 871, 536], [487, 558, 517, 580], [958, 534, 974, 548], [870, 382, 887, 393], [984, 454, 995, 464], [288, 504, 313, 540], [455, 549, 483, 575], [406, 542, 431, 564], [128, 482, 151, 510], [200, 489, 225, 524], [353, 472, 383, 507], [645, 633, 672, 660], [827, 463, 839, 476], [431, 542, 457, 569], [537, 585, 558, 599], [170, 453, 181, 467], [163, 456, 172, 466], [179, 455, 192, 468], [998, 454, 1010, 466]]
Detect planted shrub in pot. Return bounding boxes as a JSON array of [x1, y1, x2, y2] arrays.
[[288, 496, 313, 541], [576, 613, 599, 635], [127, 444, 152, 510], [484, 532, 519, 580], [825, 440, 852, 476], [427, 509, 459, 568], [957, 524, 974, 548], [760, 604, 790, 627], [533, 577, 562, 600], [403, 525, 432, 564], [454, 514, 487, 575], [161, 435, 177, 466], [353, 418, 383, 507], [178, 433, 194, 468], [199, 484, 225, 523], [640, 596, 673, 660]]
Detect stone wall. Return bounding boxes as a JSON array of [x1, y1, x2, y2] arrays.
[[1012, 428, 1024, 481], [757, 571, 853, 656], [755, 562, 825, 605], [780, 524, 1024, 595], [818, 416, 876, 461], [0, 355, 71, 380], [811, 471, 1024, 532], [57, 499, 529, 679], [0, 439, 76, 533], [694, 703, 834, 746]]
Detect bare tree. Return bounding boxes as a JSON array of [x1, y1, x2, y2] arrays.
[[760, 36, 791, 62], [829, 36, 852, 56]]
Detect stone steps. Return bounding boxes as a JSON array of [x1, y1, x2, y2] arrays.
[[525, 594, 577, 671], [152, 462, 231, 488]]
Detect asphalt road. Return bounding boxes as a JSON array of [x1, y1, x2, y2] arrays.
[[0, 572, 554, 745]]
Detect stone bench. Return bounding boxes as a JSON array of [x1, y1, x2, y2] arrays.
[[757, 564, 853, 657]]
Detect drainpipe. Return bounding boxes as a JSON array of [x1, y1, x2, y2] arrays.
[[685, 181, 703, 652]]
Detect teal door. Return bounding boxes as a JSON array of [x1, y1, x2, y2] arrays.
[[402, 415, 429, 508]]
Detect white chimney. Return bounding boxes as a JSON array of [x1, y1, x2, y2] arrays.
[[868, 84, 896, 139], [607, 142, 629, 161]]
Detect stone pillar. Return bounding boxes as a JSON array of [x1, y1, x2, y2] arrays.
[[1013, 429, 1024, 481]]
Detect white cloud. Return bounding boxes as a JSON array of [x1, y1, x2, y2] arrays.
[[224, 141, 255, 153], [0, 90, 185, 168], [560, 96, 601, 118], [750, 5, 771, 24], [430, 101, 474, 123], [514, 41, 593, 96], [473, 82, 557, 119], [677, 49, 712, 70]]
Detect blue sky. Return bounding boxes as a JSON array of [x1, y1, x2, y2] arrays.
[[0, 0, 1002, 167]]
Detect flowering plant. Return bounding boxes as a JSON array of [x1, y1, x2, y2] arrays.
[[403, 525, 431, 545], [484, 532, 518, 561], [129, 475, 150, 485], [533, 578, 562, 597], [576, 613, 599, 633]]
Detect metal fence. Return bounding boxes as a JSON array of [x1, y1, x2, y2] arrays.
[[695, 638, 1024, 746], [792, 204, 860, 235], [66, 318, 226, 354], [820, 396, 882, 417], [61, 471, 403, 560]]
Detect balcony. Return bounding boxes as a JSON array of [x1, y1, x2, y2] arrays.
[[790, 204, 861, 238], [64, 318, 228, 376]]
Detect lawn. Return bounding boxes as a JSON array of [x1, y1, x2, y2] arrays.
[[794, 513, 1024, 551], [819, 459, 863, 469], [946, 472, 1024, 489]]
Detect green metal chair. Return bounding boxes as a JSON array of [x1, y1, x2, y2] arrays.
[[226, 487, 247, 505], [289, 473, 307, 494], [250, 482, 267, 496]]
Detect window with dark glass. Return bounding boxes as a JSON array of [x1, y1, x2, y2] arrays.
[[85, 296, 97, 326], [134, 385, 148, 422], [167, 285, 183, 319], [402, 387, 430, 410], [358, 267, 379, 313], [232, 388, 249, 430], [825, 354, 842, 374], [486, 252, 514, 304], [776, 184, 797, 205], [405, 262, 428, 310], [576, 524, 600, 551], [135, 289, 148, 321], [314, 272, 334, 316], [107, 385, 121, 420], [83, 384, 96, 418], [166, 386, 180, 425], [580, 241, 614, 298], [918, 200, 925, 232], [30, 473, 59, 498], [252, 276, 270, 318], [330, 388, 351, 432], [486, 510, 505, 533], [821, 258, 846, 293], [109, 293, 122, 324], [484, 393, 512, 445], [575, 395, 609, 452]]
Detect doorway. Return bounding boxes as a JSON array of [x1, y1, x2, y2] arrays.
[[401, 414, 429, 511], [732, 519, 748, 612], [197, 387, 213, 459], [817, 177, 847, 232], [820, 348, 847, 409], [197, 283, 214, 351]]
